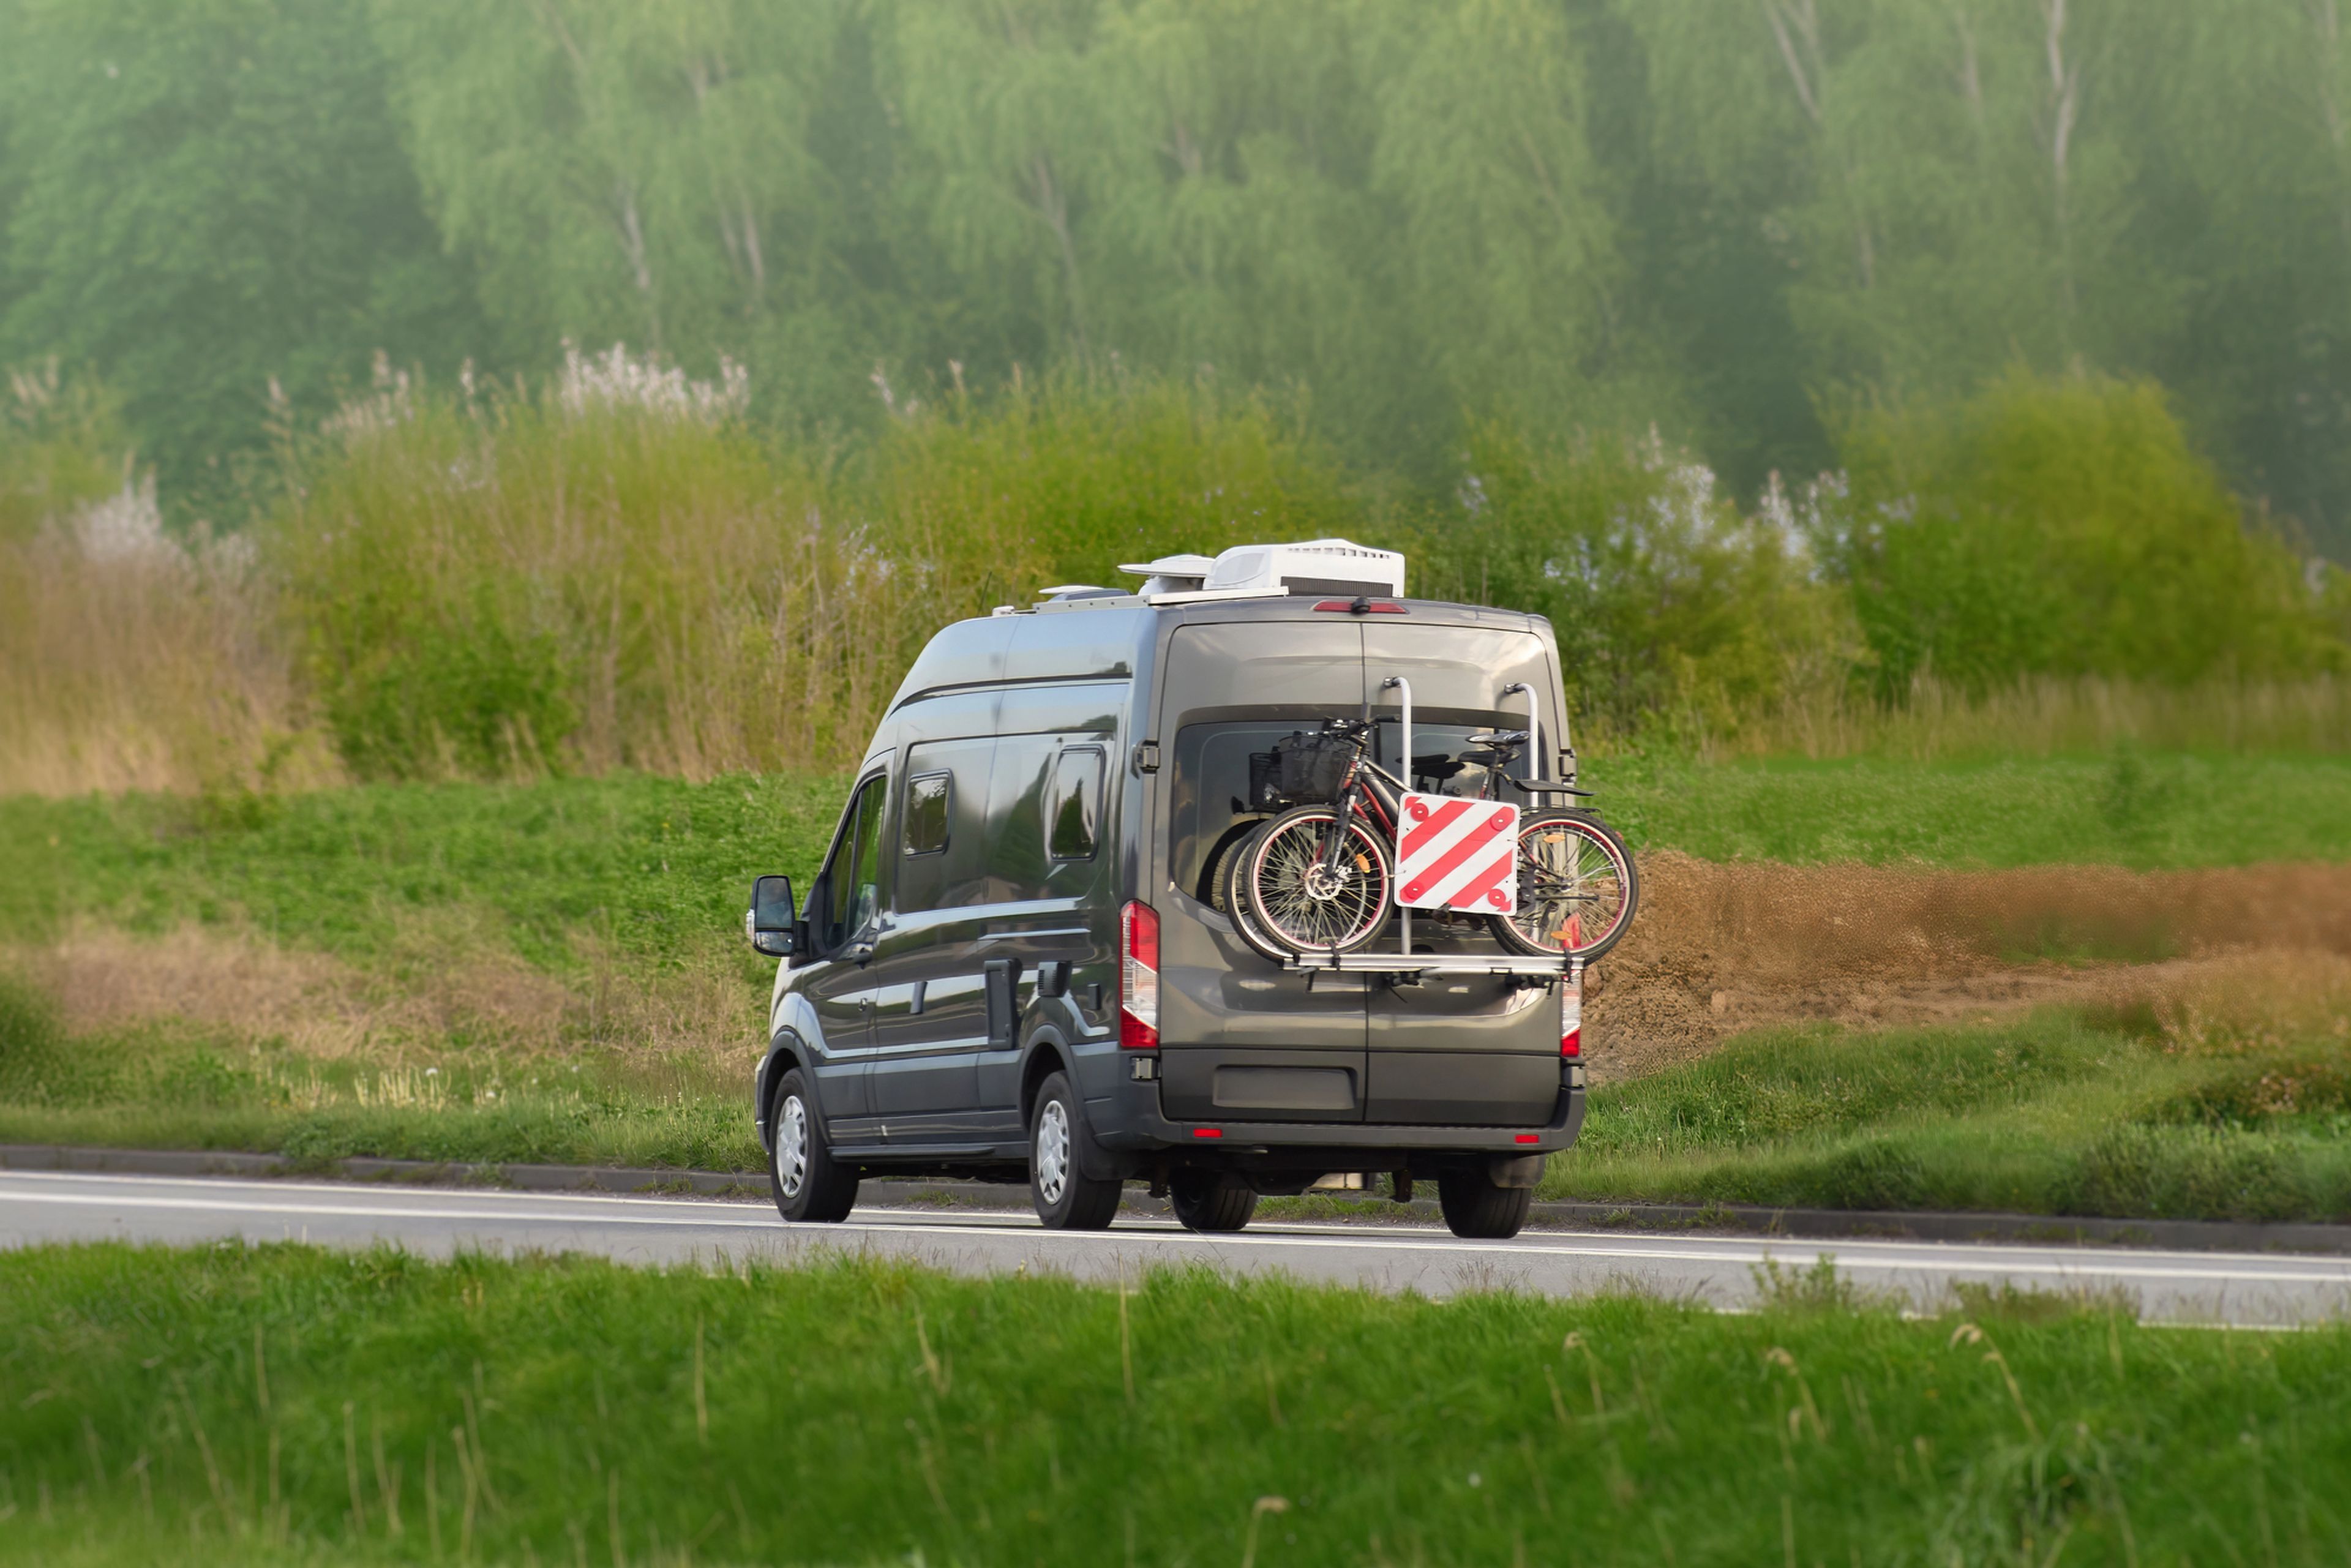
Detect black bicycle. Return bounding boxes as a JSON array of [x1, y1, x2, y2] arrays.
[[1220, 718, 1638, 961]]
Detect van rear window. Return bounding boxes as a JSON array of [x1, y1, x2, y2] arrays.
[[1168, 717, 1537, 904]]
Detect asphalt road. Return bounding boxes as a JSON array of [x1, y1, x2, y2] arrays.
[[6, 1169, 2348, 1326]]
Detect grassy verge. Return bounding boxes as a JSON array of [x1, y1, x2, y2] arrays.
[[2, 754, 2346, 1197], [1547, 996, 2351, 1222], [0, 982, 762, 1172], [6, 1244, 2351, 1566], [7, 754, 2349, 955], [0, 772, 846, 969], [1596, 749, 2351, 868]]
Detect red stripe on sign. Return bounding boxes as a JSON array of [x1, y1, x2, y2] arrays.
[[1398, 796, 1474, 861], [1446, 848, 1516, 912], [1406, 812, 1510, 899]]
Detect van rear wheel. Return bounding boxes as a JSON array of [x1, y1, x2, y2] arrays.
[[1436, 1168, 1533, 1239], [1030, 1071, 1122, 1230], [1169, 1170, 1258, 1232]]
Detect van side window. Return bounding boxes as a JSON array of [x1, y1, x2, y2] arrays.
[[822, 776, 887, 948], [903, 773, 951, 856], [847, 781, 886, 934], [1048, 747, 1103, 860], [898, 738, 994, 916]]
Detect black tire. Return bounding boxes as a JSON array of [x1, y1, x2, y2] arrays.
[[1169, 1170, 1258, 1232], [1199, 816, 1270, 907], [1216, 821, 1299, 966], [1437, 1168, 1534, 1239], [768, 1068, 859, 1223], [1029, 1071, 1122, 1230], [1237, 805, 1395, 957], [1489, 810, 1639, 962]]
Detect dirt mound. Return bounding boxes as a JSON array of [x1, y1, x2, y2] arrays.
[[1585, 854, 2351, 1081]]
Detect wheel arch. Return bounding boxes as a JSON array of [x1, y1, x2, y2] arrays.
[[1018, 1029, 1072, 1130], [755, 1030, 813, 1153]]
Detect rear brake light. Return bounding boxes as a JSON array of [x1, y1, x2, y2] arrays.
[[1561, 977, 1581, 1058], [1120, 900, 1160, 1049], [1311, 599, 1406, 614]]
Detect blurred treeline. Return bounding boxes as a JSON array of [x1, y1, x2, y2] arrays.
[[2, 0, 2350, 792], [9, 0, 2351, 552]]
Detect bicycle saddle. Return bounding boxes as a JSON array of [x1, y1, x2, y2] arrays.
[[1466, 730, 1529, 746]]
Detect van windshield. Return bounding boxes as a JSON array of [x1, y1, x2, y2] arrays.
[[1167, 715, 1537, 905]]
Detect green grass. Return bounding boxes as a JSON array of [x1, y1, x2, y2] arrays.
[[6, 1244, 2351, 1566], [0, 980, 763, 1172], [0, 772, 847, 970], [2, 751, 2345, 1193], [1547, 1010, 2351, 1221], [1597, 749, 2351, 867], [5, 750, 2342, 978]]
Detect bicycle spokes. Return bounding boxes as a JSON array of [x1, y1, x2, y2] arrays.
[[1510, 820, 1629, 954]]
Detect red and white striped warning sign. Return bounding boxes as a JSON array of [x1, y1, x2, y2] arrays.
[[1395, 793, 1518, 913]]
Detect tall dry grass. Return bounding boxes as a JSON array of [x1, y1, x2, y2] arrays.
[[272, 356, 1348, 781], [0, 481, 336, 794], [4, 350, 2346, 795]]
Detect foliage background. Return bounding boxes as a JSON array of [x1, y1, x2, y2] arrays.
[[3, 0, 2351, 790]]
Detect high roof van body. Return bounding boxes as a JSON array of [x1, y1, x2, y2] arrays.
[[747, 576, 1595, 1237]]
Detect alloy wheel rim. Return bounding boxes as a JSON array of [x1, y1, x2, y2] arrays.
[[1035, 1098, 1071, 1204], [777, 1095, 809, 1199]]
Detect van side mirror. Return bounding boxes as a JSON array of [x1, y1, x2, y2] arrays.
[[745, 875, 797, 957]]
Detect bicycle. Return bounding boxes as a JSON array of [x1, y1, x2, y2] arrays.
[[1224, 715, 1638, 962]]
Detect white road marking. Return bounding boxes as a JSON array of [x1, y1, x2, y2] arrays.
[[6, 1172, 2349, 1289]]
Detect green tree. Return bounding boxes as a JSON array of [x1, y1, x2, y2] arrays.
[[0, 0, 479, 508]]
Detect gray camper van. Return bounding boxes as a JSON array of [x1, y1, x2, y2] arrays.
[[743, 541, 1614, 1240]]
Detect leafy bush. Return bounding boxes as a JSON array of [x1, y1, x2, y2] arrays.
[[1422, 422, 1856, 737], [1821, 371, 2345, 695]]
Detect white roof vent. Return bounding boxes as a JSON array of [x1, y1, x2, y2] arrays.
[[1115, 552, 1216, 597], [1119, 538, 1404, 604]]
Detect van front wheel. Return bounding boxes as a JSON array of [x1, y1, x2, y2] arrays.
[[770, 1070, 858, 1223], [1030, 1071, 1123, 1230], [1437, 1167, 1533, 1239]]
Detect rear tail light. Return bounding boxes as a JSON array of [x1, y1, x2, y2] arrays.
[[1120, 900, 1160, 1049], [1561, 977, 1581, 1059]]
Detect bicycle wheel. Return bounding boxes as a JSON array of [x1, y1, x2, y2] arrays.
[[1212, 820, 1295, 965], [1239, 805, 1395, 956], [1489, 811, 1638, 961]]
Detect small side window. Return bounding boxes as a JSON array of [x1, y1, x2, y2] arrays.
[[904, 772, 951, 856], [1048, 747, 1103, 861]]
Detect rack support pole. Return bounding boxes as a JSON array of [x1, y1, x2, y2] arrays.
[[1382, 675, 1413, 962]]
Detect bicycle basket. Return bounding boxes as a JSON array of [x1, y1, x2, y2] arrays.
[[1274, 730, 1353, 803]]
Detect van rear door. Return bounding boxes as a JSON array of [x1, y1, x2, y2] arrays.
[[1359, 618, 1562, 1126], [1152, 618, 1368, 1124]]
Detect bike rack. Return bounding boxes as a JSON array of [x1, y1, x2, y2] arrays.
[[1275, 673, 1585, 988]]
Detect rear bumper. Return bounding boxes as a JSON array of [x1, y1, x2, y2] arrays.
[[1093, 1066, 1585, 1157]]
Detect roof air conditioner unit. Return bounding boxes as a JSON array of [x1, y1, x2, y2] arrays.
[[1119, 538, 1404, 603]]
